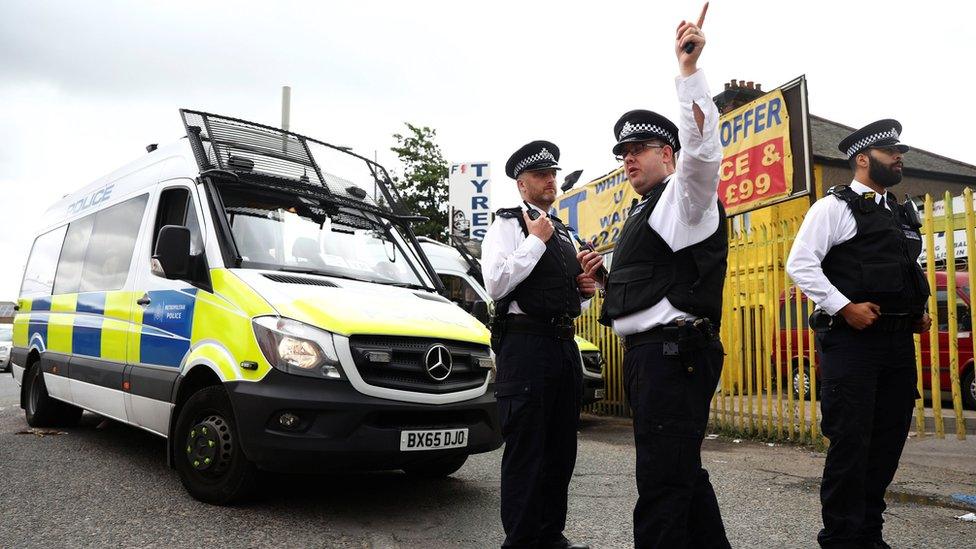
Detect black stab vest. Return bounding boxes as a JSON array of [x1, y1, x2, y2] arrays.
[[599, 180, 728, 326], [494, 207, 583, 319], [821, 186, 929, 314]]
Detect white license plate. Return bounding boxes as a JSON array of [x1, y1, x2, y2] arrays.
[[594, 389, 605, 399], [400, 428, 469, 451]]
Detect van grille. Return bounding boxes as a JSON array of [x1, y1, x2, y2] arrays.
[[348, 336, 489, 394]]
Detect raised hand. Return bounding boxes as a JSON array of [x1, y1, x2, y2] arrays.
[[523, 210, 554, 242], [676, 2, 708, 76]]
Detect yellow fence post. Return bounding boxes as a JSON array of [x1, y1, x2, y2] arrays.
[[924, 194, 944, 438], [943, 192, 966, 440], [772, 222, 785, 439], [965, 188, 976, 438], [784, 220, 797, 440]]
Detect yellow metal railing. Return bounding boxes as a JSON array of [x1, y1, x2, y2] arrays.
[[579, 188, 976, 442]]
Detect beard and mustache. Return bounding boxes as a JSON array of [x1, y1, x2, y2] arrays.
[[868, 153, 904, 187]]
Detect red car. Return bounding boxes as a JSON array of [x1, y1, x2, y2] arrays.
[[776, 271, 975, 409]]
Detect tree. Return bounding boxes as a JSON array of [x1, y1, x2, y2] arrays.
[[390, 123, 449, 241]]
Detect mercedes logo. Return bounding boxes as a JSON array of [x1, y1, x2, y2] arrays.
[[424, 344, 453, 382]]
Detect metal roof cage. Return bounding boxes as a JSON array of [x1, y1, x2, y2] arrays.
[[179, 109, 407, 216]]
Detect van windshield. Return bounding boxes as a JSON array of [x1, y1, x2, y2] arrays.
[[217, 185, 435, 290]]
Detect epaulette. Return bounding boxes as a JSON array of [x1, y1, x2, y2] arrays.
[[828, 184, 877, 214], [495, 207, 522, 219], [826, 185, 858, 203]]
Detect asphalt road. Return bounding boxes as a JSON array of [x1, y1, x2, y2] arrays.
[[1, 373, 973, 548]]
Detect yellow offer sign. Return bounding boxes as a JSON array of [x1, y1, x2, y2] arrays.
[[718, 89, 793, 215]]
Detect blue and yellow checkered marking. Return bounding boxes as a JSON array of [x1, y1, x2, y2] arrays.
[[14, 289, 198, 368]]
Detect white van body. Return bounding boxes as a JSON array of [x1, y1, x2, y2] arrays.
[[12, 110, 502, 504]]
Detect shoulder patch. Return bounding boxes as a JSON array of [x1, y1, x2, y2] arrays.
[[495, 207, 522, 219], [826, 185, 858, 203]]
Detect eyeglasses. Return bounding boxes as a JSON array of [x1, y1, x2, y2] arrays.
[[615, 142, 666, 162]]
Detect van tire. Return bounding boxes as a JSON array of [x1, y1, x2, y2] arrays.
[[174, 385, 257, 505], [402, 454, 468, 478], [963, 368, 976, 410], [25, 363, 82, 428]]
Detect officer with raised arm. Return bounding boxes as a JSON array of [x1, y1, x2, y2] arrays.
[[786, 120, 931, 549], [482, 140, 594, 549], [577, 6, 731, 547]]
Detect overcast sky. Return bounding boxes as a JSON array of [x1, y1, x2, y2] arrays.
[[1, 1, 973, 300]]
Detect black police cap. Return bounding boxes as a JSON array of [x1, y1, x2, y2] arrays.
[[612, 110, 680, 155], [505, 140, 562, 179], [838, 119, 910, 160]]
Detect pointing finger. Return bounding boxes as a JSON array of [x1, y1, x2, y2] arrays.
[[696, 2, 709, 29]]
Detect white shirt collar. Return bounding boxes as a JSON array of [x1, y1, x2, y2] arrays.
[[849, 179, 891, 209]]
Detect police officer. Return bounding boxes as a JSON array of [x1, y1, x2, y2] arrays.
[[483, 140, 594, 549], [786, 120, 931, 549], [578, 16, 731, 549]]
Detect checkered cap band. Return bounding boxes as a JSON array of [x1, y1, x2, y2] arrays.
[[514, 147, 556, 176], [618, 121, 676, 149], [845, 127, 900, 158]]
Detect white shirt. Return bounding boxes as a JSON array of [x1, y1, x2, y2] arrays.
[[611, 69, 724, 336], [483, 202, 586, 314], [785, 179, 894, 315]]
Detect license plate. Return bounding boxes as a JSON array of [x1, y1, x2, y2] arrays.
[[400, 428, 469, 451], [594, 389, 605, 399]]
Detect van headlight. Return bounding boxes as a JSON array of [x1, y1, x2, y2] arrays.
[[252, 316, 343, 379]]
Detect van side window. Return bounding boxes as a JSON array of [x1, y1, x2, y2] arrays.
[[20, 226, 68, 298], [153, 187, 204, 256], [78, 194, 149, 292], [53, 215, 95, 295]]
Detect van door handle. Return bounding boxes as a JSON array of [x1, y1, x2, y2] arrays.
[[137, 294, 151, 306]]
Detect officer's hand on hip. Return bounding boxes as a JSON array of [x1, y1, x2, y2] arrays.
[[577, 274, 597, 298], [523, 210, 554, 242], [577, 250, 605, 285], [839, 302, 881, 330], [913, 313, 932, 334]]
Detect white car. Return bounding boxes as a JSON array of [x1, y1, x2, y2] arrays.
[[0, 324, 11, 372]]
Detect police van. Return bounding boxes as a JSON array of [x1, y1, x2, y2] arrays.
[[419, 238, 606, 405], [10, 110, 502, 504]]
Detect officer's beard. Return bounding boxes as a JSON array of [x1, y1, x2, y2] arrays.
[[868, 154, 903, 187]]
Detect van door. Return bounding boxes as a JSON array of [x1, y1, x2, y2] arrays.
[[66, 194, 149, 422], [125, 181, 207, 436]]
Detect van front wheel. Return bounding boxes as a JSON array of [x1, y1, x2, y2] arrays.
[[174, 386, 257, 505]]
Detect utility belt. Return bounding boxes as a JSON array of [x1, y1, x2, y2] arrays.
[[621, 318, 718, 353], [809, 309, 920, 333], [491, 313, 576, 345]]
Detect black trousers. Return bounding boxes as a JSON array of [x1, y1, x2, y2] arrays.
[[816, 328, 917, 548], [495, 332, 583, 549], [623, 337, 730, 549]]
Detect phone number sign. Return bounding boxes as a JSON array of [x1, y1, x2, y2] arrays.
[[718, 89, 793, 215]]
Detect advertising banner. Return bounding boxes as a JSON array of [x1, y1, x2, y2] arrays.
[[448, 162, 491, 240]]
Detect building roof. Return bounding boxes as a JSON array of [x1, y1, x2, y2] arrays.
[[810, 115, 976, 182]]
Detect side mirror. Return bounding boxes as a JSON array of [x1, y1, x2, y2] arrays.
[[471, 300, 489, 326], [152, 225, 191, 279]]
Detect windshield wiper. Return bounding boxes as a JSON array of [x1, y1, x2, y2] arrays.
[[384, 281, 434, 291]]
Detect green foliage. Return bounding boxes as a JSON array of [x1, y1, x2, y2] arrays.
[[390, 123, 449, 241]]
